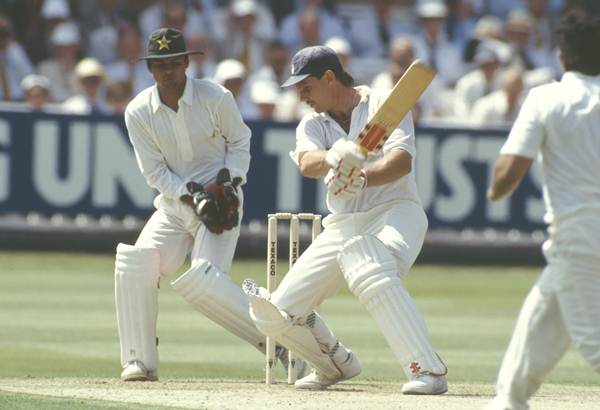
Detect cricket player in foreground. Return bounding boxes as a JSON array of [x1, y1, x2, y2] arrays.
[[115, 28, 295, 381], [485, 10, 600, 410], [244, 45, 448, 394]]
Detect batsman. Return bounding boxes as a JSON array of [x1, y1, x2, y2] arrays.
[[245, 45, 448, 394], [114, 28, 295, 381]]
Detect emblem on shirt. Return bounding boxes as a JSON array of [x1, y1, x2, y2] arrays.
[[156, 35, 171, 50]]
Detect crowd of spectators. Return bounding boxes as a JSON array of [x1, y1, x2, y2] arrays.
[[0, 0, 597, 126]]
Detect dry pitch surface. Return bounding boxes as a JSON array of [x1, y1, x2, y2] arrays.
[[1, 378, 599, 410]]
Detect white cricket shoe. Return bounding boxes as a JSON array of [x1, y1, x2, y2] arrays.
[[294, 351, 361, 390], [120, 361, 158, 382], [401, 373, 447, 395]]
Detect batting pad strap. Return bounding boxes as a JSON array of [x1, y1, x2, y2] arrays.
[[337, 235, 399, 305], [245, 283, 342, 380], [170, 260, 266, 353], [115, 243, 161, 370]]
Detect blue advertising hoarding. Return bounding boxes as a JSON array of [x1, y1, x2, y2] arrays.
[[0, 111, 545, 232]]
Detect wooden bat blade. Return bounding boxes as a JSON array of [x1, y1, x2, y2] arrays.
[[357, 60, 436, 152]]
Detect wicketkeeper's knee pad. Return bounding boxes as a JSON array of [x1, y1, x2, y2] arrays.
[[337, 235, 401, 305], [171, 259, 265, 352], [115, 243, 161, 370]]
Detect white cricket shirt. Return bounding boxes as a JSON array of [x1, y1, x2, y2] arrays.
[[293, 86, 422, 214], [501, 71, 600, 225], [125, 77, 251, 200]]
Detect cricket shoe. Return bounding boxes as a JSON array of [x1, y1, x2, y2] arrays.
[[401, 372, 447, 395], [276, 345, 308, 379], [294, 351, 361, 390], [120, 360, 158, 382]]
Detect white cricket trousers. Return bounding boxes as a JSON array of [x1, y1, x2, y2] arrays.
[[492, 214, 600, 410], [136, 194, 240, 276], [271, 199, 427, 318]]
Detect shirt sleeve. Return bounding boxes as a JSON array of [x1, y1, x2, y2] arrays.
[[125, 110, 188, 199], [381, 110, 416, 158], [500, 89, 544, 159], [289, 116, 327, 166], [215, 91, 251, 184]]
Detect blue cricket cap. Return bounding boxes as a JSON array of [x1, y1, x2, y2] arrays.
[[281, 45, 344, 87]]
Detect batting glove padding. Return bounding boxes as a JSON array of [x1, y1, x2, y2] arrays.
[[325, 168, 366, 199], [325, 139, 366, 174]]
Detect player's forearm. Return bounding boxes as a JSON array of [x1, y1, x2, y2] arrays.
[[487, 154, 533, 201], [298, 150, 330, 179], [363, 149, 412, 187]]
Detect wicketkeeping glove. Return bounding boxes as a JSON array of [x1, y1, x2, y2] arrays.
[[204, 168, 242, 231], [180, 181, 224, 234]]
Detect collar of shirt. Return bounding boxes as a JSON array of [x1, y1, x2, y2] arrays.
[[150, 76, 194, 113]]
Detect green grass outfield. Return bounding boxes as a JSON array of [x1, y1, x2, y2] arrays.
[[0, 251, 598, 409]]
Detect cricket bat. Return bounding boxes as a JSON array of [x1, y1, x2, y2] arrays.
[[356, 60, 436, 154]]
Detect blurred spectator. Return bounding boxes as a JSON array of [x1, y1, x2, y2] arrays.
[[0, 16, 34, 101], [504, 9, 557, 71], [473, 0, 564, 20], [37, 21, 81, 102], [138, 0, 211, 42], [185, 28, 217, 79], [105, 21, 154, 95], [245, 40, 301, 121], [471, 67, 524, 125], [246, 40, 289, 86], [371, 35, 453, 123], [20, 74, 51, 112], [410, 0, 465, 86], [213, 58, 254, 117], [40, 0, 71, 37], [463, 15, 509, 66], [453, 41, 501, 119], [105, 80, 133, 114], [527, 0, 558, 50], [62, 58, 109, 114], [324, 37, 352, 70], [371, 36, 415, 90], [248, 79, 279, 120], [212, 0, 276, 74], [83, 0, 128, 65], [264, 0, 296, 26], [471, 0, 525, 19], [278, 0, 346, 53], [345, 0, 408, 58], [445, 0, 478, 53], [296, 7, 322, 52]]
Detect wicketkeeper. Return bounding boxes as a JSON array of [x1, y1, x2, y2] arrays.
[[244, 46, 448, 394], [115, 28, 296, 381]]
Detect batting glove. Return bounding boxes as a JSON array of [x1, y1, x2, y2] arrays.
[[325, 168, 367, 199], [325, 139, 366, 174]]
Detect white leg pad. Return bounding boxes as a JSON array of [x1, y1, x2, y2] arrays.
[[171, 260, 266, 352], [115, 243, 160, 371], [338, 235, 446, 378], [243, 280, 343, 380]]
